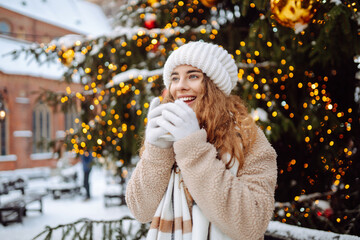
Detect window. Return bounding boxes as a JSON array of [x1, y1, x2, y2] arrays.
[[0, 21, 11, 35], [33, 102, 51, 153], [64, 107, 78, 132], [0, 95, 7, 155]]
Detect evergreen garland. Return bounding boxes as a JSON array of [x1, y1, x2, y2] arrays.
[[31, 216, 149, 240]]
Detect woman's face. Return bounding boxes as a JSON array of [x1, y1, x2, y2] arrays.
[[169, 65, 204, 108]]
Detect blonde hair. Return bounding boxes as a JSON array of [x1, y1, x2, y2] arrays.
[[163, 76, 257, 170]]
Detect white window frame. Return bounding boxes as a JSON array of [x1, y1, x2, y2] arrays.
[[32, 102, 52, 153]]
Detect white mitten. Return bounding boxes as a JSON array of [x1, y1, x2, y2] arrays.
[[145, 98, 173, 148], [157, 100, 200, 142]]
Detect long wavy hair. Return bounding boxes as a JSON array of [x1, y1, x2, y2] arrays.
[[163, 75, 257, 170]]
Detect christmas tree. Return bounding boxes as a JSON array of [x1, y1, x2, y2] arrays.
[[22, 0, 360, 235]]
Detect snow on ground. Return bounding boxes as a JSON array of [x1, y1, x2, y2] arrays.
[[0, 167, 132, 240], [2, 166, 359, 240]]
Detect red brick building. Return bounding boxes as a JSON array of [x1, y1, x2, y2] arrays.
[[0, 0, 110, 170]]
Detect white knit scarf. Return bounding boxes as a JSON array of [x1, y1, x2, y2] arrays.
[[147, 154, 237, 240]]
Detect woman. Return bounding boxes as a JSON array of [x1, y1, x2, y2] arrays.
[[125, 41, 277, 240]]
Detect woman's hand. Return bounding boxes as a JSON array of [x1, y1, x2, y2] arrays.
[[145, 98, 174, 148], [158, 100, 200, 142]]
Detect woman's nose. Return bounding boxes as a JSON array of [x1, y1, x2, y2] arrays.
[[176, 77, 189, 90]]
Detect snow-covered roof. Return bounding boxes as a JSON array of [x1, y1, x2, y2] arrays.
[[0, 36, 65, 80], [0, 0, 111, 36]]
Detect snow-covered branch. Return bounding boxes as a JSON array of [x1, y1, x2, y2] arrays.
[[267, 221, 360, 240]]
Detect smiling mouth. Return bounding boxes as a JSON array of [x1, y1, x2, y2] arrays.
[[178, 96, 196, 103]]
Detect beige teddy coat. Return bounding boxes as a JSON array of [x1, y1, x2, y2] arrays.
[[126, 127, 277, 240]]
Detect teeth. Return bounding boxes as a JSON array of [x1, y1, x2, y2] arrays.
[[178, 97, 196, 101]]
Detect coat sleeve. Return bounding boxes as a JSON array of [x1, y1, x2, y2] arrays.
[[173, 128, 277, 240], [125, 142, 175, 223]]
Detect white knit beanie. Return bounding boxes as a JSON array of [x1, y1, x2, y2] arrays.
[[163, 41, 238, 95]]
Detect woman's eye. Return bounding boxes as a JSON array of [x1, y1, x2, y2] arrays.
[[189, 75, 199, 79], [171, 77, 179, 82]]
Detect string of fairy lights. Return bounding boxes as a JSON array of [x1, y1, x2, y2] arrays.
[[37, 0, 360, 230], [56, 1, 357, 158], [264, 0, 358, 226]]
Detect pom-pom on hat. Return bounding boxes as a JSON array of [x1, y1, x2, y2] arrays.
[[163, 41, 238, 95]]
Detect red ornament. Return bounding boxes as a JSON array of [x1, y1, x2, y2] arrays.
[[144, 20, 156, 29], [152, 42, 160, 52], [323, 208, 333, 218], [144, 14, 156, 29]]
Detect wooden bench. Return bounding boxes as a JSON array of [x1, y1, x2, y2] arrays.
[[46, 165, 81, 200], [47, 183, 81, 199], [0, 199, 25, 226], [104, 192, 126, 207], [103, 175, 126, 207], [0, 178, 44, 226]]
